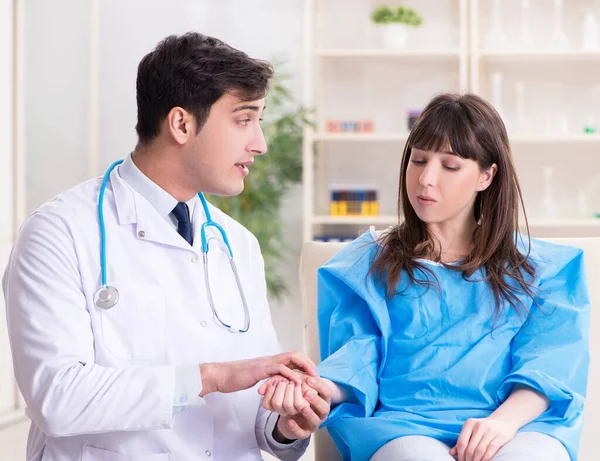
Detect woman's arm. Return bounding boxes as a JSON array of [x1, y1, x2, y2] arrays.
[[322, 377, 350, 406], [489, 385, 549, 430], [452, 245, 590, 461], [451, 386, 549, 461]]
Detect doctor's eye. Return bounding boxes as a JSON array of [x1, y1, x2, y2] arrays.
[[411, 159, 426, 165], [238, 119, 251, 126]]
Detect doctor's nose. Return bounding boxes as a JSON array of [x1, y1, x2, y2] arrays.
[[248, 127, 267, 156]]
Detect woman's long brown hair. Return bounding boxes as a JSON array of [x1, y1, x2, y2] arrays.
[[371, 93, 536, 321]]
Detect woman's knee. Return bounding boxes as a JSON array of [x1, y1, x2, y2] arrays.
[[370, 435, 455, 461], [492, 432, 569, 461]]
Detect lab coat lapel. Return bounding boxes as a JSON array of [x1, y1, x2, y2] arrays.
[[111, 168, 196, 252]]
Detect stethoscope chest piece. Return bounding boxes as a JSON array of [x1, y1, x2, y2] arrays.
[[94, 285, 120, 309]]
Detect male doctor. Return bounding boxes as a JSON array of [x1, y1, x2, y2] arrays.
[[3, 32, 331, 460]]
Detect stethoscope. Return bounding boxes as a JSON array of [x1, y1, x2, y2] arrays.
[[93, 159, 251, 333]]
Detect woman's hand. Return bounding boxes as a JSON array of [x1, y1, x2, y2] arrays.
[[260, 376, 311, 417], [450, 416, 517, 461], [259, 373, 332, 441]]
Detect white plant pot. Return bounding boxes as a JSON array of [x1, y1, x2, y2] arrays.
[[381, 23, 409, 49]]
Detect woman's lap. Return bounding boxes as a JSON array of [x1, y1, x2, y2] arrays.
[[369, 432, 569, 461]]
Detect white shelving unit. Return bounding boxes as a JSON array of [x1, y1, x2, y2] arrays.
[[303, 0, 600, 242], [315, 48, 462, 58], [478, 50, 600, 62], [303, 0, 470, 242]]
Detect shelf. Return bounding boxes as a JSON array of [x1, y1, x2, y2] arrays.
[[477, 50, 600, 62], [312, 215, 398, 225], [313, 133, 600, 144], [510, 134, 600, 144], [526, 219, 600, 228], [312, 216, 600, 229], [313, 133, 409, 142], [315, 48, 461, 59]]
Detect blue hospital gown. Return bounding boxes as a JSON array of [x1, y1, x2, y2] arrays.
[[317, 230, 590, 461]]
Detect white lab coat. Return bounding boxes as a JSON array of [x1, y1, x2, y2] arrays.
[[3, 167, 287, 460]]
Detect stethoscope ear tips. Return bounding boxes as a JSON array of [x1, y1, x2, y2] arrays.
[[94, 285, 120, 309]]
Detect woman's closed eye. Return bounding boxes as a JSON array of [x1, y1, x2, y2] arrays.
[[443, 164, 460, 171]]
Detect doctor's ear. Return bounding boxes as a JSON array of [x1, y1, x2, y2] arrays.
[[167, 107, 195, 145]]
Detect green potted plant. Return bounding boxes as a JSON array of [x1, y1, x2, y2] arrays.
[[206, 63, 310, 298], [371, 5, 424, 49]]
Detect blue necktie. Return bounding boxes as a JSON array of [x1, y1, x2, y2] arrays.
[[171, 202, 193, 246]]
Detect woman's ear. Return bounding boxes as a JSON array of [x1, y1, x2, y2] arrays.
[[478, 163, 497, 192]]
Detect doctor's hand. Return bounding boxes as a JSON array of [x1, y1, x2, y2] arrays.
[[199, 352, 317, 396], [449, 416, 517, 461], [259, 374, 332, 441]]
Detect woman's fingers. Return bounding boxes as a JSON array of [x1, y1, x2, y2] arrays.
[[261, 377, 278, 411]]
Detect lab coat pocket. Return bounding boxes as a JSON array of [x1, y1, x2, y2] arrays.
[[99, 285, 166, 361], [82, 446, 170, 460]]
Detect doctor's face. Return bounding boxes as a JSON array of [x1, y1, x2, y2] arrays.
[[186, 93, 267, 196], [406, 147, 495, 228]]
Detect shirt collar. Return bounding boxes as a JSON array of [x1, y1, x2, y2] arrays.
[[118, 153, 196, 223]]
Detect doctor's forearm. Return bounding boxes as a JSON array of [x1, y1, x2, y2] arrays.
[[199, 353, 318, 397], [489, 385, 549, 430]]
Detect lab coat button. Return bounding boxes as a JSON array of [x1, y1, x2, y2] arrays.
[[205, 450, 212, 457], [201, 321, 207, 327], [191, 256, 199, 263], [179, 394, 187, 403], [138, 230, 146, 238]]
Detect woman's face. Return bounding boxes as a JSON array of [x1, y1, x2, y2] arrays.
[[406, 147, 496, 227]]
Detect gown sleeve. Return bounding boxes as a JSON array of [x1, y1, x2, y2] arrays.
[[317, 233, 391, 425], [497, 243, 590, 460]]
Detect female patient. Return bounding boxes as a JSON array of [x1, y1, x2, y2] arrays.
[[260, 93, 590, 461]]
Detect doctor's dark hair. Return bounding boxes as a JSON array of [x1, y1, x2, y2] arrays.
[[371, 93, 537, 321], [135, 32, 274, 144]]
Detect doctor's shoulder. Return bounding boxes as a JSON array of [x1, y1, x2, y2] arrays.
[[14, 179, 100, 244]]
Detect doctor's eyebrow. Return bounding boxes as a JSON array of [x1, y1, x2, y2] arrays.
[[232, 104, 266, 113]]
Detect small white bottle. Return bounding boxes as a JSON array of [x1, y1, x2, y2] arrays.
[[542, 166, 560, 219], [490, 72, 508, 129], [519, 0, 534, 49], [515, 81, 529, 134], [582, 10, 600, 50], [552, 0, 570, 50], [485, 0, 507, 49], [577, 190, 590, 219]]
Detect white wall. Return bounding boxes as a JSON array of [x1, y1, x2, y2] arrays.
[[0, 0, 17, 418], [23, 0, 90, 211]]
